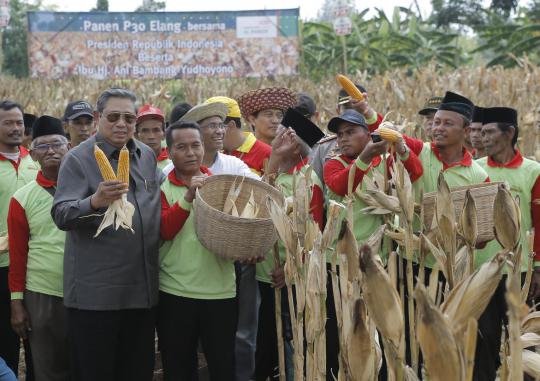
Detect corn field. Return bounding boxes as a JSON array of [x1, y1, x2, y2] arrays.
[[264, 157, 540, 381], [1, 63, 539, 156]]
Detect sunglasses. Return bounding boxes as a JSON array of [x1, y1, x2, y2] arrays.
[[102, 112, 137, 124]]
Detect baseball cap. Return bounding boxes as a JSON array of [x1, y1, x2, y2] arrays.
[[137, 104, 165, 124], [327, 109, 367, 133], [63, 100, 94, 121]]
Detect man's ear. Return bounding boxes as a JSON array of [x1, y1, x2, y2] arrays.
[[62, 121, 69, 134], [30, 148, 38, 162], [507, 125, 516, 142]]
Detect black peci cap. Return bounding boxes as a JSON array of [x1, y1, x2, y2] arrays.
[[438, 91, 474, 120], [482, 107, 518, 126], [32, 115, 65, 140]]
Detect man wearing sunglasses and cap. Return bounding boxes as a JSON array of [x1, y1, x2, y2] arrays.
[[135, 104, 171, 171], [52, 88, 163, 381], [310, 83, 383, 190], [62, 100, 95, 148]]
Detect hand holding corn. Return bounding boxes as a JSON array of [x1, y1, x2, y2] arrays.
[[93, 144, 135, 237]]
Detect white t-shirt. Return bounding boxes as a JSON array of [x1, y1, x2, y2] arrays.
[[162, 152, 260, 180], [0, 151, 20, 162]]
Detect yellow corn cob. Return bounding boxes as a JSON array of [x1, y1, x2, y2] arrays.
[[117, 145, 130, 185], [336, 74, 365, 101], [94, 145, 117, 181], [377, 126, 402, 143]]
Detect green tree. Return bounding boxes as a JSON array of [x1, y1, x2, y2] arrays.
[[91, 0, 109, 11], [135, 0, 165, 12], [1, 0, 43, 77]]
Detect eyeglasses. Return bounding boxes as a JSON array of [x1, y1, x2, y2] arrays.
[[102, 112, 137, 124], [201, 123, 226, 130], [32, 142, 68, 152]]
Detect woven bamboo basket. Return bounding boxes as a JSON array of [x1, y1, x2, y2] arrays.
[[194, 175, 285, 260], [422, 182, 502, 243]]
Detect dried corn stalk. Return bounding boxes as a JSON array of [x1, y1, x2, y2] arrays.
[[94, 144, 134, 237]]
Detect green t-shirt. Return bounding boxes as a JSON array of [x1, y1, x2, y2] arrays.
[[11, 180, 65, 299], [159, 177, 236, 299], [0, 152, 39, 268], [475, 154, 540, 271]]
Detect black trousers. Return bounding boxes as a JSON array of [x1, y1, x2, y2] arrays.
[[253, 282, 291, 381], [66, 307, 155, 381], [157, 291, 237, 381], [325, 265, 340, 381], [0, 266, 21, 374]]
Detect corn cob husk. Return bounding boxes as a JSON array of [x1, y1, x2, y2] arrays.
[[117, 145, 130, 185], [523, 349, 540, 378], [359, 244, 404, 360], [520, 332, 540, 348], [346, 299, 378, 381], [240, 189, 260, 218], [435, 173, 457, 289], [415, 283, 466, 381], [458, 190, 478, 276], [521, 231, 535, 303], [94, 145, 117, 181], [441, 251, 506, 331], [493, 183, 521, 251], [336, 74, 365, 101]]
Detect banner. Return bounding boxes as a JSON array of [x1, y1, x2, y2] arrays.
[[27, 9, 299, 79], [0, 0, 9, 29]]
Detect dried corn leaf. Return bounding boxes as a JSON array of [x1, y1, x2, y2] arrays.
[[337, 220, 360, 282], [415, 284, 465, 381], [441, 252, 506, 331], [240, 189, 259, 218], [522, 311, 540, 335], [223, 177, 243, 214], [521, 332, 540, 348], [266, 196, 297, 255]]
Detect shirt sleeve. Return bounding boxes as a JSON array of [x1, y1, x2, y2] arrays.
[[51, 153, 103, 231], [236, 157, 261, 180], [323, 158, 370, 197], [386, 149, 423, 183], [402, 134, 425, 156], [367, 112, 383, 132], [7, 198, 29, 299], [160, 191, 191, 241], [310, 184, 324, 230], [531, 175, 540, 263]]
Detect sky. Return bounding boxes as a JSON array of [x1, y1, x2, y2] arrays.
[[40, 0, 435, 20]]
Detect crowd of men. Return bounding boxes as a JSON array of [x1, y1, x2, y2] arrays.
[[0, 83, 539, 381]]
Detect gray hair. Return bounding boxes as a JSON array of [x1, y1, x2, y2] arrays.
[[96, 88, 137, 113]]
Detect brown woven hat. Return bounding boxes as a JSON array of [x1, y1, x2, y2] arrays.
[[180, 102, 228, 124], [237, 87, 296, 119]]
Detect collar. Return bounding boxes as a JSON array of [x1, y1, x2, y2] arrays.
[[487, 150, 523, 169], [430, 143, 472, 169], [157, 147, 169, 162], [0, 146, 29, 162], [36, 171, 57, 188], [95, 133, 141, 159], [286, 157, 309, 175], [339, 154, 382, 168], [168, 166, 211, 186], [235, 132, 257, 153]]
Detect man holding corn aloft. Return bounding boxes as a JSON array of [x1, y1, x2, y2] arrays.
[[52, 88, 162, 381]]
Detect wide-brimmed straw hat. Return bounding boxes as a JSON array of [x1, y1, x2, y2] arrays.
[[180, 102, 228, 124], [237, 87, 296, 119]]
